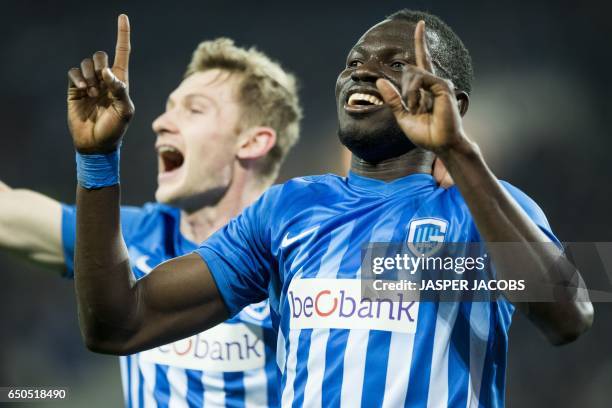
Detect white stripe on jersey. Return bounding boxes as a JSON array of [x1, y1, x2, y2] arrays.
[[381, 332, 416, 408], [243, 367, 268, 408], [130, 355, 140, 408], [466, 303, 491, 408], [339, 329, 369, 406], [202, 372, 226, 407], [276, 329, 287, 374], [167, 367, 188, 408], [427, 302, 460, 408], [301, 329, 330, 408], [280, 329, 301, 407], [317, 221, 355, 279], [339, 216, 401, 406], [140, 361, 157, 408], [300, 221, 353, 407], [120, 356, 129, 407]]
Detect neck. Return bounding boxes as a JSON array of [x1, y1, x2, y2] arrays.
[[178, 174, 268, 244], [350, 148, 435, 181]]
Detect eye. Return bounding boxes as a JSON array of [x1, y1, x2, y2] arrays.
[[347, 59, 363, 68], [390, 61, 406, 70], [187, 105, 205, 115]]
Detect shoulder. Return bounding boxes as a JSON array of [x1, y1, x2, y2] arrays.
[[445, 180, 552, 230], [120, 202, 180, 237], [258, 174, 345, 218], [122, 202, 179, 219], [283, 173, 344, 186], [275, 173, 346, 201], [498, 181, 550, 229]]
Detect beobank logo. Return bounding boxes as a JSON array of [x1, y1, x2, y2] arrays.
[[288, 279, 419, 334], [140, 322, 265, 372]]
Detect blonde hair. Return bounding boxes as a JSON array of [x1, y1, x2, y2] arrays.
[[186, 38, 302, 180]]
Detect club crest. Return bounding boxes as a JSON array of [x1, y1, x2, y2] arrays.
[[242, 300, 270, 322], [406, 218, 448, 256]]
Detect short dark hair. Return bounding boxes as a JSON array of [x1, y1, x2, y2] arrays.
[[387, 9, 474, 94]]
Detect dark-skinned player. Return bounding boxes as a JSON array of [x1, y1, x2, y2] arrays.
[[68, 10, 593, 407]]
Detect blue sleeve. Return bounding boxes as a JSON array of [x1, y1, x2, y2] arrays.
[[194, 186, 281, 317], [60, 204, 145, 279], [499, 181, 560, 245], [485, 182, 562, 320]]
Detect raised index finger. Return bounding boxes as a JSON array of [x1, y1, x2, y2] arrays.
[[113, 14, 131, 81], [414, 20, 434, 73]]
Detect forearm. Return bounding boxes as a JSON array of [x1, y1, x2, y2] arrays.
[[74, 183, 228, 355], [439, 140, 593, 344], [0, 187, 64, 267], [74, 184, 139, 352]]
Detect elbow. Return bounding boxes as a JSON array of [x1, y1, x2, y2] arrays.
[[82, 329, 131, 355], [547, 301, 594, 346], [83, 334, 139, 356], [79, 321, 139, 356], [83, 336, 123, 355]]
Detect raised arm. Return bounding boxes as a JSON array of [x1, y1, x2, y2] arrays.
[[69, 15, 227, 355], [377, 21, 593, 345], [0, 180, 64, 269]]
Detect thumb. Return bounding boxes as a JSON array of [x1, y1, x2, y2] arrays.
[[376, 78, 406, 115], [102, 67, 134, 120], [102, 67, 129, 100]]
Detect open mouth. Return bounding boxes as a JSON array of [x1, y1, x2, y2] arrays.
[[157, 145, 185, 176], [344, 90, 385, 113]]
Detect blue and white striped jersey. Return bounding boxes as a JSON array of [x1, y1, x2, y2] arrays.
[[62, 203, 279, 408], [196, 172, 557, 408]]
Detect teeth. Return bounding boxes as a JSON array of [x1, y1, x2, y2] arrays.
[[158, 145, 179, 154], [348, 92, 384, 106]]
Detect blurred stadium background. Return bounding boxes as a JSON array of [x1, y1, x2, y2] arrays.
[[1, 0, 611, 406]]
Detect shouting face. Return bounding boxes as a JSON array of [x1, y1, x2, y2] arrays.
[[152, 69, 243, 210]]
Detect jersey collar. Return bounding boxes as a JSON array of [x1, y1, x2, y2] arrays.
[[347, 170, 437, 196]]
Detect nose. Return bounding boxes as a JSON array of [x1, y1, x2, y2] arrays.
[[350, 59, 381, 83], [152, 109, 179, 135]]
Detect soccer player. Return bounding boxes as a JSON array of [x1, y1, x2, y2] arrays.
[[69, 10, 594, 407], [1, 20, 302, 408]]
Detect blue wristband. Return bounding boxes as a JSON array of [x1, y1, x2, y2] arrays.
[[76, 149, 120, 189]]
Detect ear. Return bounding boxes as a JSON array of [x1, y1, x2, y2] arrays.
[[455, 91, 469, 116], [236, 126, 277, 160]]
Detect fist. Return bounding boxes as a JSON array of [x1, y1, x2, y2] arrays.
[[67, 14, 134, 154]]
